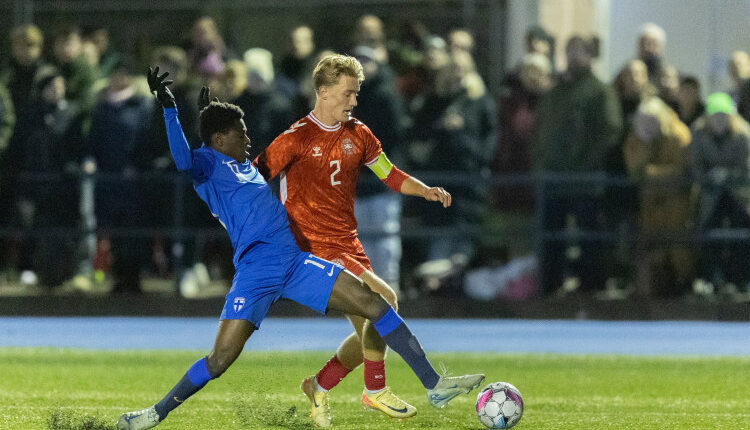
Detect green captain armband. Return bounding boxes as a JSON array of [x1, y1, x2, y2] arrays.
[[367, 152, 410, 192], [367, 152, 395, 180]]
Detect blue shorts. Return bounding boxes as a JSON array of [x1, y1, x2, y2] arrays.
[[220, 250, 343, 329]]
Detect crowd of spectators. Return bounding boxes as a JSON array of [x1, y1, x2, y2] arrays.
[[1, 17, 750, 302]]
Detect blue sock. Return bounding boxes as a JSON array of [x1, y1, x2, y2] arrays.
[[154, 357, 213, 419], [373, 307, 440, 389]]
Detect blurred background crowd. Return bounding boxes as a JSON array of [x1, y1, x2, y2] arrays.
[[2, 0, 750, 305]]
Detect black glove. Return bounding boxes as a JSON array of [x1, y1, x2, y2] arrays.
[[147, 66, 176, 108], [198, 86, 220, 111]]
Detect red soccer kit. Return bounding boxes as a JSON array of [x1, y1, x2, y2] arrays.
[[255, 112, 382, 276]]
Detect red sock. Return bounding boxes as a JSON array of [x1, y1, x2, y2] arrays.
[[364, 358, 386, 392], [316, 355, 352, 391]]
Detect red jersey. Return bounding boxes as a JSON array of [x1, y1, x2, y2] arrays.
[[255, 112, 382, 274]]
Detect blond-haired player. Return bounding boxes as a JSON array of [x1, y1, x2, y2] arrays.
[[254, 54, 466, 427]]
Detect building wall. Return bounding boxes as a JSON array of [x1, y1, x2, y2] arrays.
[[507, 0, 750, 94], [609, 0, 750, 94]]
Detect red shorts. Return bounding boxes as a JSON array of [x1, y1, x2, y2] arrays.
[[309, 241, 373, 278]]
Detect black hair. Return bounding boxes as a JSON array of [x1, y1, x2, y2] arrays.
[[54, 24, 81, 41], [199, 102, 245, 144], [525, 25, 554, 46], [567, 35, 600, 59], [679, 75, 701, 90]]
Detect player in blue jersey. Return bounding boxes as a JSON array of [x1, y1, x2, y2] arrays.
[[116, 68, 484, 430]]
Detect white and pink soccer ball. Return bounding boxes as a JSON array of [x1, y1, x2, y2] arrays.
[[475, 381, 524, 429]]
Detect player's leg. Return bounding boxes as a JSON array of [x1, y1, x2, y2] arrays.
[[326, 271, 485, 408], [353, 271, 416, 418], [302, 258, 394, 396], [156, 319, 254, 417], [300, 328, 359, 428], [309, 269, 396, 394], [117, 319, 254, 430]]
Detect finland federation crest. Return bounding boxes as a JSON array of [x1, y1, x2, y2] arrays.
[[341, 138, 355, 156], [233, 297, 246, 312]]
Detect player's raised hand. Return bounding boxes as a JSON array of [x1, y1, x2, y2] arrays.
[[424, 186, 451, 208], [198, 86, 220, 111], [147, 66, 176, 108]]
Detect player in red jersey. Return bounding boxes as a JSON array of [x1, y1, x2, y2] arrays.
[[255, 54, 452, 426]]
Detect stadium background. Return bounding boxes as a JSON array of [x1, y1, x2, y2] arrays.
[[0, 0, 749, 321]]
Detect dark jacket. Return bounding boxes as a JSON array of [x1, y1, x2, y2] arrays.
[[534, 68, 623, 173]]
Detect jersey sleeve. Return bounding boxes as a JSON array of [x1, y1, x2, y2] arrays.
[[360, 123, 383, 166], [253, 123, 302, 180], [164, 107, 213, 183]]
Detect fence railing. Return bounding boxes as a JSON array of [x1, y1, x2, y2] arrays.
[[2, 169, 748, 291]]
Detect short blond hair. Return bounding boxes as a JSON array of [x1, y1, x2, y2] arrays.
[[312, 54, 364, 92]]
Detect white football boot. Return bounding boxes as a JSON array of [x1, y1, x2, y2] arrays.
[[116, 406, 160, 430], [427, 373, 485, 408]]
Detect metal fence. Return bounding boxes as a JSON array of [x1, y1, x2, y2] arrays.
[[3, 169, 748, 295]]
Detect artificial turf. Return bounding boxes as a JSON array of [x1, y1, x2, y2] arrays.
[[0, 348, 748, 429]]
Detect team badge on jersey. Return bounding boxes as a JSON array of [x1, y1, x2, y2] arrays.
[[341, 138, 355, 156], [233, 297, 246, 312], [312, 146, 322, 157]]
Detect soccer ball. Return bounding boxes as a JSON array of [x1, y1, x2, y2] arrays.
[[475, 381, 524, 429]]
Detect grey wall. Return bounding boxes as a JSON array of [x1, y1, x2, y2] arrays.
[[608, 0, 750, 94]]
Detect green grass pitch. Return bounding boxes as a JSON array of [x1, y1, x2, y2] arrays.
[[0, 348, 748, 429]]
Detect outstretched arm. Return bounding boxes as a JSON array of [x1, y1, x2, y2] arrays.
[[148, 66, 209, 180], [367, 151, 451, 208], [163, 108, 194, 171]]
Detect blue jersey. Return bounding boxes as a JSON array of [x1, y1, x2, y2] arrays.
[[164, 107, 299, 267]]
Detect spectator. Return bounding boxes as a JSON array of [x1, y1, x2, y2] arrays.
[[1, 25, 46, 225], [88, 59, 154, 293], [277, 24, 317, 101], [401, 34, 450, 113], [212, 59, 247, 102], [614, 60, 655, 126], [354, 15, 389, 64], [1, 24, 49, 113], [637, 22, 669, 85], [233, 48, 294, 160], [407, 51, 497, 269], [689, 92, 750, 292], [186, 16, 228, 81], [493, 52, 553, 214], [82, 25, 121, 79], [677, 75, 705, 127], [533, 35, 623, 295], [352, 45, 408, 290], [732, 51, 750, 124], [608, 59, 657, 293], [500, 25, 556, 108], [51, 25, 99, 112], [624, 97, 694, 297], [448, 28, 475, 56], [388, 20, 430, 93], [525, 25, 556, 73], [7, 68, 83, 287], [727, 50, 750, 103]]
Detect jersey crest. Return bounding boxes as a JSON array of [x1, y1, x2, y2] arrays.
[[341, 138, 356, 156]]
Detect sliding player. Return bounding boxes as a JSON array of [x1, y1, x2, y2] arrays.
[[115, 67, 483, 430]]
